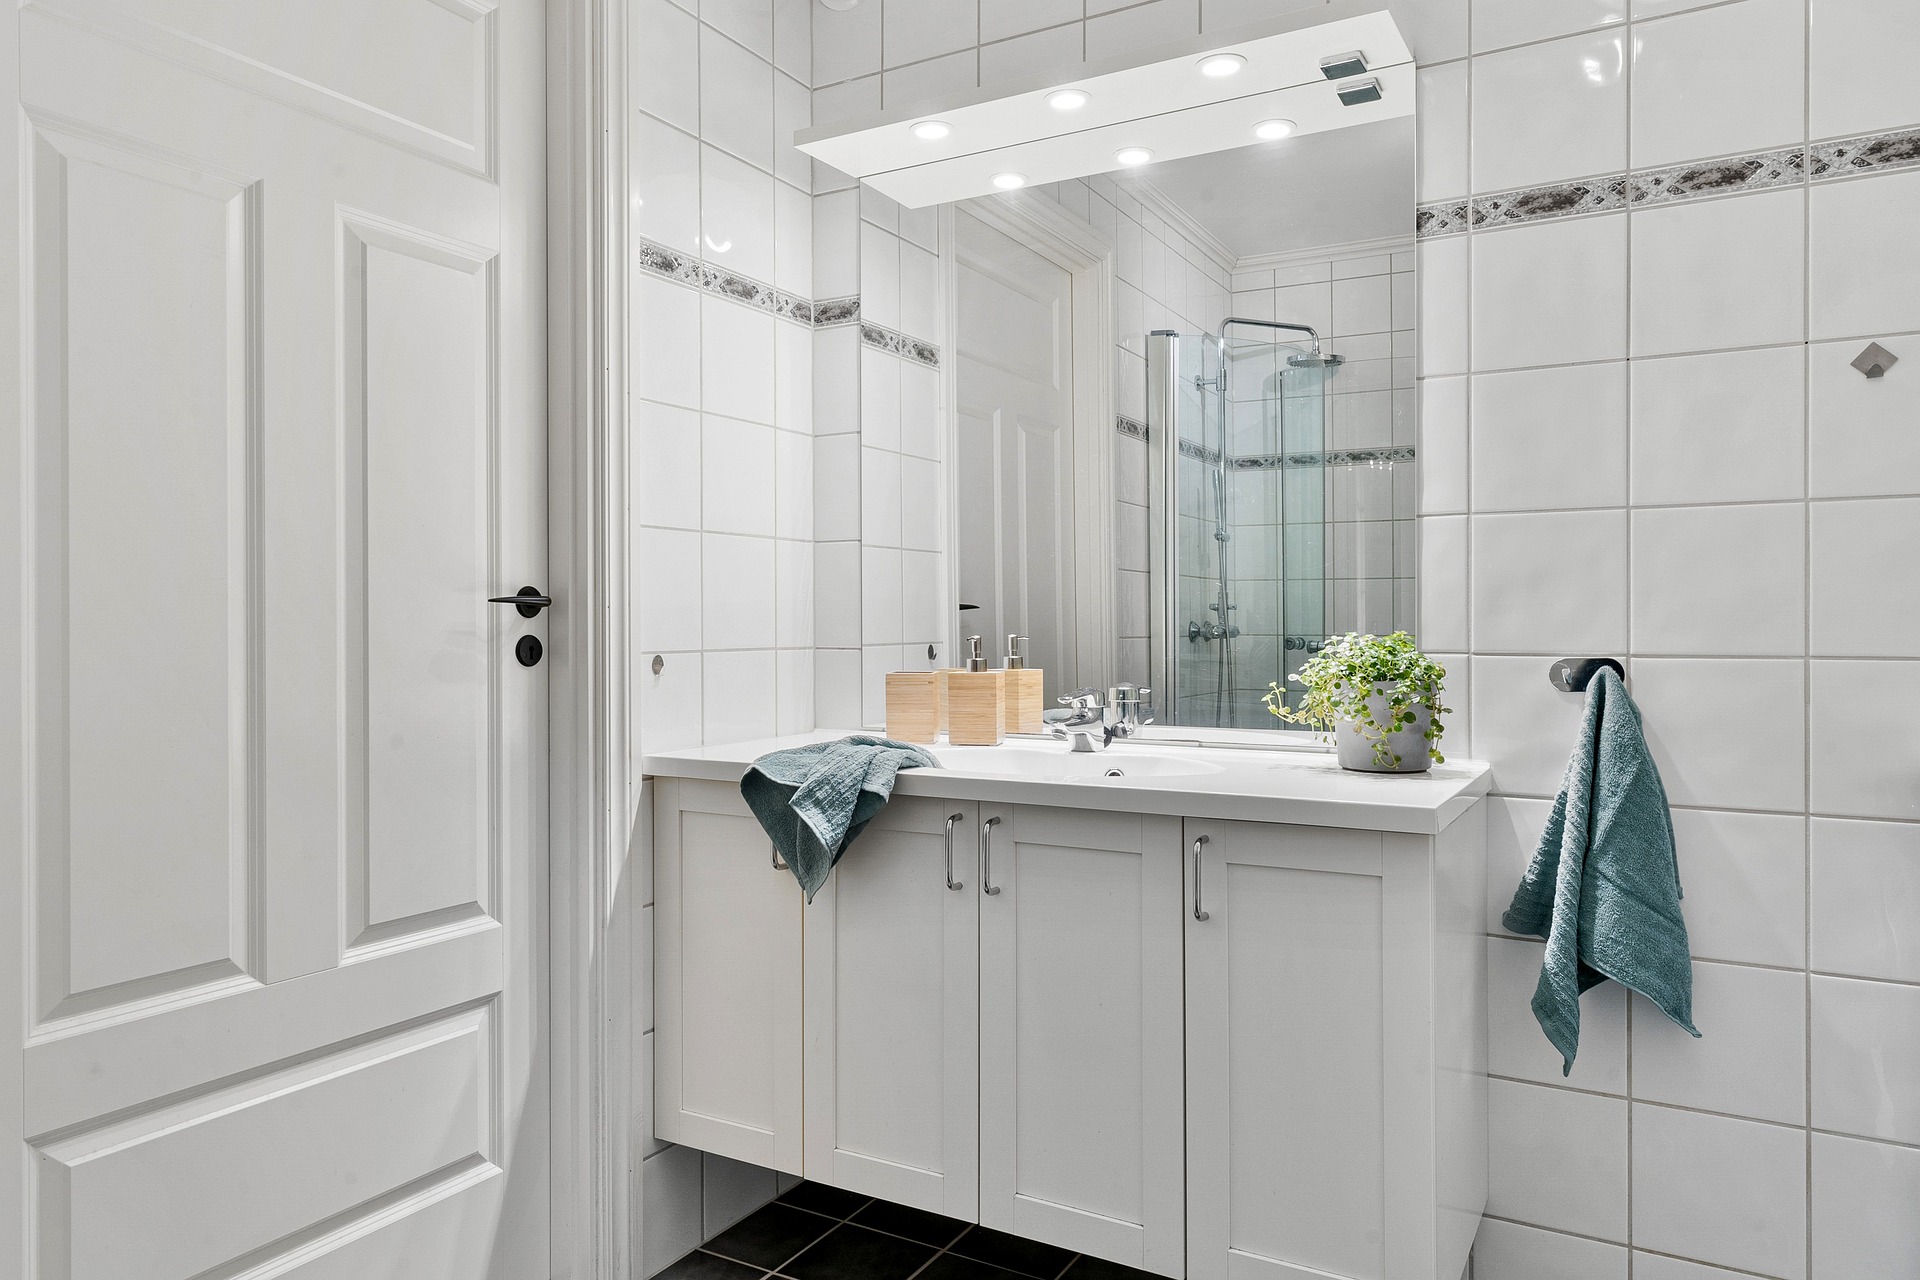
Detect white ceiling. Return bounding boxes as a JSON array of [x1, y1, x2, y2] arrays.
[[1122, 114, 1415, 260]]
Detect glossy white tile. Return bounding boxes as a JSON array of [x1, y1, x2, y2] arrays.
[[1471, 657, 1590, 797], [639, 652, 704, 756], [700, 30, 773, 173], [860, 546, 902, 646], [637, 527, 703, 652], [1471, 510, 1628, 653], [810, 0, 881, 86], [815, 648, 862, 728], [1630, 1104, 1806, 1279], [701, 533, 777, 648], [860, 445, 902, 548], [1473, 216, 1628, 371], [1632, 659, 1806, 811], [704, 649, 778, 744], [859, 226, 901, 330], [1418, 377, 1467, 514], [979, 0, 1079, 43], [1810, 0, 1920, 140], [1416, 61, 1469, 203], [1633, 961, 1805, 1124], [1809, 659, 1920, 820], [859, 351, 900, 451], [1332, 273, 1393, 337], [1630, 189, 1806, 357], [1670, 809, 1806, 967], [812, 434, 860, 541], [776, 648, 814, 735], [1810, 497, 1920, 656], [1813, 974, 1920, 1143], [881, 48, 978, 106], [1419, 515, 1467, 651], [700, 297, 776, 425], [771, 0, 808, 82], [812, 541, 861, 650], [774, 538, 812, 648], [773, 179, 811, 296], [899, 242, 939, 340], [1631, 503, 1806, 655], [881, 0, 977, 67], [634, 0, 700, 133], [1630, 0, 1807, 169], [1630, 1254, 1763, 1280], [1471, 363, 1628, 511], [1472, 32, 1627, 193], [1486, 795, 1554, 925], [1811, 818, 1920, 982], [1630, 345, 1806, 504], [900, 453, 939, 552], [702, 0, 773, 61], [901, 550, 942, 645], [634, 400, 703, 531], [1473, 0, 1626, 52], [1811, 168, 1920, 340], [774, 322, 812, 437], [1471, 1219, 1626, 1280], [634, 276, 702, 410], [701, 415, 776, 538], [1810, 336, 1920, 497], [1487, 1079, 1629, 1241], [633, 112, 701, 254], [1489, 937, 1628, 1093], [1812, 1132, 1920, 1280], [1419, 236, 1470, 377]]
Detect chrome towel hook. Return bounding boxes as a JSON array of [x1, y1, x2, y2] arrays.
[[1549, 658, 1625, 693]]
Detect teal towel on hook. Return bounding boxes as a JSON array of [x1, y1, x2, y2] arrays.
[[1502, 668, 1701, 1074], [740, 735, 939, 901]]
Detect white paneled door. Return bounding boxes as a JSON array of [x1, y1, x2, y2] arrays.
[[954, 210, 1078, 703], [1, 2, 549, 1277]]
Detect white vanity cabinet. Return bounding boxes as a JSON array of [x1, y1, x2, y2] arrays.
[[647, 736, 1490, 1280], [802, 796, 981, 1219], [651, 778, 804, 1174], [1183, 811, 1487, 1280], [978, 805, 1187, 1275]]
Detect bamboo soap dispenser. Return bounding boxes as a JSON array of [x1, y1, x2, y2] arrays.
[[1002, 634, 1045, 735], [945, 636, 1006, 746]]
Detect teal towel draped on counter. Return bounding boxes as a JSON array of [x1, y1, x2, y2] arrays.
[[741, 735, 939, 901], [1503, 668, 1701, 1074]]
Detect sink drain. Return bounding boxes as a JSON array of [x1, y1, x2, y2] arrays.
[[1104, 768, 1125, 778]]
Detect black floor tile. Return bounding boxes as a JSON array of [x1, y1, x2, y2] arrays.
[[783, 1223, 938, 1280], [657, 1252, 767, 1280], [948, 1227, 1076, 1280], [705, 1203, 837, 1270], [1058, 1256, 1162, 1280], [915, 1252, 1034, 1280], [850, 1199, 971, 1248], [779, 1180, 873, 1220]]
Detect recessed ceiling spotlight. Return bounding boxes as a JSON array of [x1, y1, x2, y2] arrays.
[[911, 120, 952, 141], [991, 172, 1027, 190], [1114, 147, 1154, 166], [1198, 53, 1246, 78], [1047, 89, 1091, 111], [1253, 119, 1296, 140]]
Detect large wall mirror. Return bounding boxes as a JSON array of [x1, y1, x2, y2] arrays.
[[803, 2, 1417, 733]]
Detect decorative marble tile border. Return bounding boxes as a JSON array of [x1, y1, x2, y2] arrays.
[[1809, 126, 1920, 180], [1116, 414, 1149, 442], [635, 236, 816, 325], [814, 297, 860, 328], [1417, 124, 1920, 237], [860, 321, 940, 368], [1232, 446, 1415, 469], [1177, 438, 1223, 466]]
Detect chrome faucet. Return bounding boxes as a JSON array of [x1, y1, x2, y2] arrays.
[[1106, 684, 1155, 740], [1050, 688, 1109, 752]]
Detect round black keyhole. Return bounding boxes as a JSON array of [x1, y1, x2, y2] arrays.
[[516, 635, 543, 667]]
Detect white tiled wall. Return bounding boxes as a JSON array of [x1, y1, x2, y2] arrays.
[[1417, 0, 1920, 1274], [628, 0, 813, 1269], [627, 0, 1920, 1276]]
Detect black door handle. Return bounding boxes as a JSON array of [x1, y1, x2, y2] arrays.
[[488, 586, 553, 617]]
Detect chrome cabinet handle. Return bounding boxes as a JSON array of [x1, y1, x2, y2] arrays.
[[943, 813, 965, 891], [772, 843, 787, 871], [981, 816, 1002, 896], [1192, 834, 1210, 922]]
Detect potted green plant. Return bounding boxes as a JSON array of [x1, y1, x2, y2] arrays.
[[1264, 631, 1450, 773]]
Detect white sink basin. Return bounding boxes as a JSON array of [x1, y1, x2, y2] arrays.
[[933, 744, 1228, 780]]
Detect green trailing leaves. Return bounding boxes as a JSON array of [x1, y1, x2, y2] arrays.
[[1263, 631, 1451, 767]]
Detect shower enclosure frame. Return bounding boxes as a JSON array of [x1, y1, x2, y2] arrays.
[[1146, 320, 1335, 729]]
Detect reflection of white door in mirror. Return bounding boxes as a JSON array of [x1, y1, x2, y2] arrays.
[[954, 210, 1077, 707]]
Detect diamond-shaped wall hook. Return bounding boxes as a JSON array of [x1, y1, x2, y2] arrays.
[[1852, 342, 1899, 379]]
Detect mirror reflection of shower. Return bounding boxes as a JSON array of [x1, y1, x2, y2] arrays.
[[1146, 296, 1414, 731]]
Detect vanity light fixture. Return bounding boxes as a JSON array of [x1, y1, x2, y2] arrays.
[[1336, 77, 1384, 105], [991, 172, 1027, 189], [1319, 50, 1369, 79], [1197, 53, 1246, 78], [1114, 146, 1154, 166], [1047, 89, 1091, 111], [911, 120, 952, 140], [1253, 119, 1296, 140]]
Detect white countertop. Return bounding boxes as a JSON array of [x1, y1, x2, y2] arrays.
[[644, 730, 1492, 836]]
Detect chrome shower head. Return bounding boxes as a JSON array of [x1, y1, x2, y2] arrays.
[[1286, 352, 1346, 370]]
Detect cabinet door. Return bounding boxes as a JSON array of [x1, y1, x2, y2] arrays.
[[803, 797, 981, 1218], [653, 778, 804, 1173], [1184, 820, 1432, 1280], [979, 804, 1186, 1276]]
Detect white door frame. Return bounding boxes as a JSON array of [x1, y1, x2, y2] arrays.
[[947, 193, 1117, 696], [547, 0, 630, 1276]]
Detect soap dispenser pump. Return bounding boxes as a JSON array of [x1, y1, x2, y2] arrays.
[[946, 635, 1006, 746], [1002, 634, 1045, 734]]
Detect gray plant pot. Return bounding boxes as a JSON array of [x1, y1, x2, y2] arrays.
[[1333, 687, 1433, 773]]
